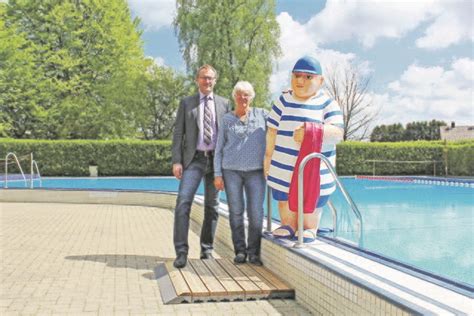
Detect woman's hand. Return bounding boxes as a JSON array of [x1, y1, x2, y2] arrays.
[[214, 176, 225, 191], [293, 124, 305, 143], [264, 156, 271, 179]]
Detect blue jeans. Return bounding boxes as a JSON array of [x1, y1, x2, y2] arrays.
[[174, 154, 219, 255], [222, 169, 265, 256]]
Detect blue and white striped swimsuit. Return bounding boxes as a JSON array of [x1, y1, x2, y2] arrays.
[[267, 90, 344, 200]]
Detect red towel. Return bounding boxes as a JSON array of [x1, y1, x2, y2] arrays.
[[288, 122, 324, 213]]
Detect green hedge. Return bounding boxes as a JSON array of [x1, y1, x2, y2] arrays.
[[336, 140, 474, 176], [446, 143, 474, 176], [0, 139, 172, 176], [1, 139, 473, 176]]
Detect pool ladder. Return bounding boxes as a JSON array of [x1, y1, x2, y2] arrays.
[[4, 152, 42, 188], [30, 153, 42, 188], [266, 152, 364, 248]]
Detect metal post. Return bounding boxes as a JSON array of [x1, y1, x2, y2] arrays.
[[372, 161, 375, 176], [294, 157, 306, 248], [433, 161, 436, 177], [266, 186, 272, 233], [4, 155, 7, 189], [30, 153, 34, 189], [327, 200, 338, 238]]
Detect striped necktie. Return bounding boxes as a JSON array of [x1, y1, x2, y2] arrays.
[[203, 96, 212, 145]]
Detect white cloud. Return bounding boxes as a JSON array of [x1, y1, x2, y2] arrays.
[[270, 12, 318, 94], [287, 0, 472, 50], [375, 58, 474, 125], [128, 0, 175, 31], [271, 13, 366, 95], [305, 0, 438, 48], [416, 1, 474, 49]]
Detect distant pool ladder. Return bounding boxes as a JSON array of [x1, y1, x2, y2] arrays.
[[4, 152, 42, 189], [266, 153, 364, 248], [30, 153, 42, 188]]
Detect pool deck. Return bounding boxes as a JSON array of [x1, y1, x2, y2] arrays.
[[0, 202, 311, 315]]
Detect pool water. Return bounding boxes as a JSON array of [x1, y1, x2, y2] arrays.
[[324, 178, 473, 286], [3, 176, 473, 286]]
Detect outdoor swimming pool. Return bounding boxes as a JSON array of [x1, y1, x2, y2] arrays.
[[3, 176, 473, 288]]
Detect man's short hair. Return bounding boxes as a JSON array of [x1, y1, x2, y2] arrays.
[[196, 64, 218, 79]]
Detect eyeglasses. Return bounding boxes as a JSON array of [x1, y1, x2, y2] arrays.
[[292, 73, 318, 81], [236, 92, 252, 99], [199, 76, 215, 81]]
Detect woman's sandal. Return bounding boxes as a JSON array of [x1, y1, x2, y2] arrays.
[[272, 225, 295, 239]]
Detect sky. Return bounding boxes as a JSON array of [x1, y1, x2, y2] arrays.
[[127, 0, 474, 128]]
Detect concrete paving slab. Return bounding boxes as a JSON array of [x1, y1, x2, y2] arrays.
[[1, 202, 311, 315]]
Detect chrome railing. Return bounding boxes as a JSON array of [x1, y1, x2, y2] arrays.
[[326, 200, 338, 238], [295, 153, 363, 248], [266, 187, 272, 232], [30, 153, 42, 188], [4, 152, 28, 188]]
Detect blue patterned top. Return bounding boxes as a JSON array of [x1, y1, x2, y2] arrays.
[[214, 107, 268, 176]]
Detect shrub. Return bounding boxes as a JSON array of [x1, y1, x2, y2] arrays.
[[336, 140, 473, 176], [0, 139, 172, 176], [1, 139, 472, 176]]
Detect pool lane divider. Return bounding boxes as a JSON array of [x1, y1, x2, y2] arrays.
[[356, 175, 474, 187]]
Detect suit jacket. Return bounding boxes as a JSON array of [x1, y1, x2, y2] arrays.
[[172, 93, 231, 169]]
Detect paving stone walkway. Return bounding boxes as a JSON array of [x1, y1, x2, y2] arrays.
[[1, 202, 311, 315]]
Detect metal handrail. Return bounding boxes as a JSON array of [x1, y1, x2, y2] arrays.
[[266, 187, 272, 232], [327, 200, 338, 238], [30, 153, 42, 188], [4, 152, 28, 188], [295, 153, 363, 248], [265, 188, 338, 235]]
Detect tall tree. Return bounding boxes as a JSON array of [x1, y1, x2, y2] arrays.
[[0, 2, 50, 138], [370, 123, 405, 142], [370, 120, 447, 142], [1, 0, 146, 139], [325, 63, 378, 140], [134, 60, 192, 140], [404, 120, 446, 141], [174, 0, 280, 107]]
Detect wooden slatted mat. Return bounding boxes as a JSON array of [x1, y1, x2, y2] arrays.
[[155, 259, 294, 304]]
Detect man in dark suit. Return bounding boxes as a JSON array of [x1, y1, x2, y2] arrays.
[[171, 64, 231, 268]]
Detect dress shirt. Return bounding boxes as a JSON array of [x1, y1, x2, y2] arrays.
[[196, 92, 217, 151]]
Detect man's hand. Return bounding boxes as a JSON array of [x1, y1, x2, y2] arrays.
[[293, 124, 305, 143], [214, 176, 224, 191], [172, 163, 183, 179]]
